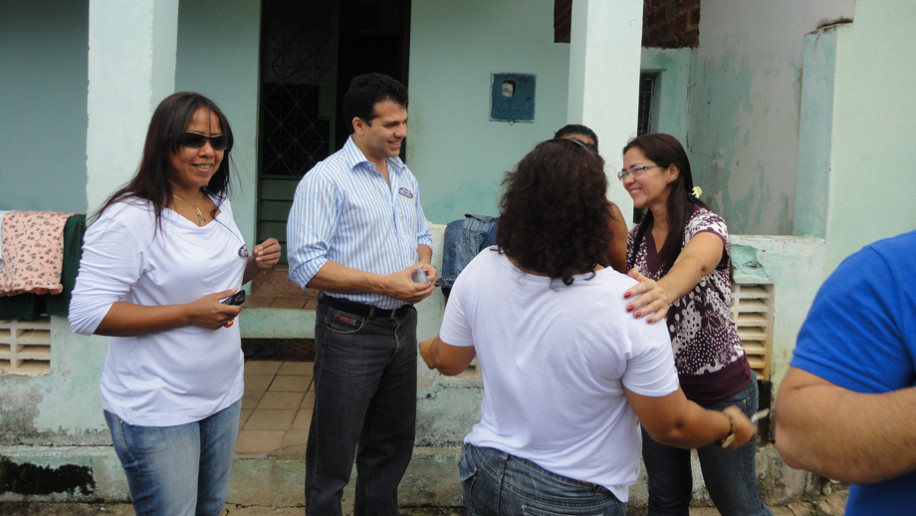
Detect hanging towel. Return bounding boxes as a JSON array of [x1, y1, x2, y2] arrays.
[[0, 214, 85, 319], [0, 211, 74, 296], [0, 210, 11, 268]]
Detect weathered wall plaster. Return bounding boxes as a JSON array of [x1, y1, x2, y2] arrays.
[[688, 0, 856, 235]]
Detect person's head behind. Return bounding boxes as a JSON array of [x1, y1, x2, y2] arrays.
[[99, 92, 234, 222], [622, 133, 705, 273], [554, 124, 599, 153], [342, 73, 408, 134], [496, 138, 610, 285]]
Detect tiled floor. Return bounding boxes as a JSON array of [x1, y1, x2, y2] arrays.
[[234, 267, 321, 457], [247, 266, 318, 310], [236, 359, 314, 458]]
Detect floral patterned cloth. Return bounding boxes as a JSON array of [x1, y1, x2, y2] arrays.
[[0, 210, 74, 296]]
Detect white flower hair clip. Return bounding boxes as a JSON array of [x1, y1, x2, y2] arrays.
[[691, 186, 703, 198]]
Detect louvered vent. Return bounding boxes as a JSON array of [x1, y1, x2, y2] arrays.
[[0, 317, 52, 375], [731, 284, 774, 379]]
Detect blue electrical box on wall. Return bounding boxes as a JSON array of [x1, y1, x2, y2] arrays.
[[490, 73, 536, 123]]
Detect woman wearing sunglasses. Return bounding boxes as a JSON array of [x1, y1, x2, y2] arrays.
[[69, 92, 280, 515], [619, 133, 770, 515]]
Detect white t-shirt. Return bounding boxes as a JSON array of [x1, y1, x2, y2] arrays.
[[439, 248, 679, 502], [70, 197, 247, 426]]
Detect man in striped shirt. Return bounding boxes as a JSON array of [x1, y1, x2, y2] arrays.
[[287, 73, 437, 516]]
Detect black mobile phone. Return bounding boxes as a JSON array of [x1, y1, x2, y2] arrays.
[[220, 290, 246, 306]]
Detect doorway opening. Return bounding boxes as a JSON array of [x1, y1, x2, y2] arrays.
[[238, 0, 411, 456]]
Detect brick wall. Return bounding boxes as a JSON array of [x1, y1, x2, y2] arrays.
[[643, 0, 701, 48]]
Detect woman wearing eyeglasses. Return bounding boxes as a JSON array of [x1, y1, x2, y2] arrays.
[[69, 92, 280, 516], [419, 138, 757, 515], [618, 133, 770, 515]]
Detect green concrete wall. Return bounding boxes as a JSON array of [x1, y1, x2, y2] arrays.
[[175, 0, 261, 249], [640, 47, 693, 144], [407, 0, 570, 225], [0, 0, 89, 213], [824, 0, 916, 271]]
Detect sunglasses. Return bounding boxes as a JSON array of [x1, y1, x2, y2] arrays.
[[178, 132, 228, 150]]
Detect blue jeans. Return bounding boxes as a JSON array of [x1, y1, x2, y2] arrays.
[[305, 302, 418, 516], [641, 379, 771, 516], [459, 443, 627, 516], [104, 399, 241, 516]]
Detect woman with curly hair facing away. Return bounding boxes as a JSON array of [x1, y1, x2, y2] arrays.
[[419, 138, 757, 515], [620, 133, 770, 515]]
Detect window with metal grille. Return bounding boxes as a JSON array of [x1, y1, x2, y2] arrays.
[[731, 283, 774, 380], [638, 73, 657, 135], [0, 317, 52, 375]]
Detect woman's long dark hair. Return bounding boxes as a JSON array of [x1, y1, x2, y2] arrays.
[[496, 138, 610, 285], [95, 92, 235, 227], [624, 133, 706, 276]]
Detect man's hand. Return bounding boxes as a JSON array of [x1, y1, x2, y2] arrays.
[[385, 264, 436, 304], [418, 262, 439, 285]]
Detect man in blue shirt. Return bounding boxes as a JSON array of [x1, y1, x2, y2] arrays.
[[287, 73, 437, 516], [775, 230, 916, 515]]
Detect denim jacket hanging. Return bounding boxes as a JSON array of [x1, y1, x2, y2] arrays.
[[438, 214, 498, 296]]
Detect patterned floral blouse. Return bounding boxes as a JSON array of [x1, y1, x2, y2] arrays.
[[627, 206, 747, 382]]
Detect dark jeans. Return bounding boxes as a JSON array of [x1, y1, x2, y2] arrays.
[[305, 301, 418, 516], [641, 378, 772, 516], [459, 443, 627, 516]]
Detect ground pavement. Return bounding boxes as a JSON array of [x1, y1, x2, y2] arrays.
[[0, 488, 848, 515]]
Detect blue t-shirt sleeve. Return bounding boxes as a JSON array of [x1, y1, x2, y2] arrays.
[[792, 245, 913, 393]]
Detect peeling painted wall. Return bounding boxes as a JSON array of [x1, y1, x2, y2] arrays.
[[688, 0, 856, 235], [0, 319, 109, 445]]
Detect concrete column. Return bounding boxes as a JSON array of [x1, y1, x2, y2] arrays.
[[86, 0, 179, 211], [567, 0, 642, 220]]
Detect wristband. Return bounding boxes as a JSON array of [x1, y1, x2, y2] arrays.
[[718, 411, 737, 448]]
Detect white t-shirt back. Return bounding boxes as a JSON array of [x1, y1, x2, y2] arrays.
[[439, 248, 679, 502]]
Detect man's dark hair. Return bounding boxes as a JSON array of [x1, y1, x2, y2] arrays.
[[554, 124, 599, 152], [341, 73, 408, 134], [496, 139, 610, 285], [96, 91, 234, 227]]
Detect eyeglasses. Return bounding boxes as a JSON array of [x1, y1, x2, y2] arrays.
[[617, 164, 662, 181], [178, 132, 228, 150]]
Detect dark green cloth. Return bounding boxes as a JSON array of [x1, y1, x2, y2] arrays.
[[0, 214, 85, 320]]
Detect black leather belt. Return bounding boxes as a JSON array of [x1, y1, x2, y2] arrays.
[[318, 293, 413, 319]]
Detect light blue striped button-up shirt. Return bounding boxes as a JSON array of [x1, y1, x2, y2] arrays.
[[287, 136, 432, 309]]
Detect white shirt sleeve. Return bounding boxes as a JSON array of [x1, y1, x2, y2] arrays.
[[69, 205, 148, 335]]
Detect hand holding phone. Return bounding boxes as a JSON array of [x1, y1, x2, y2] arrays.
[[220, 290, 246, 306], [412, 268, 429, 284]]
